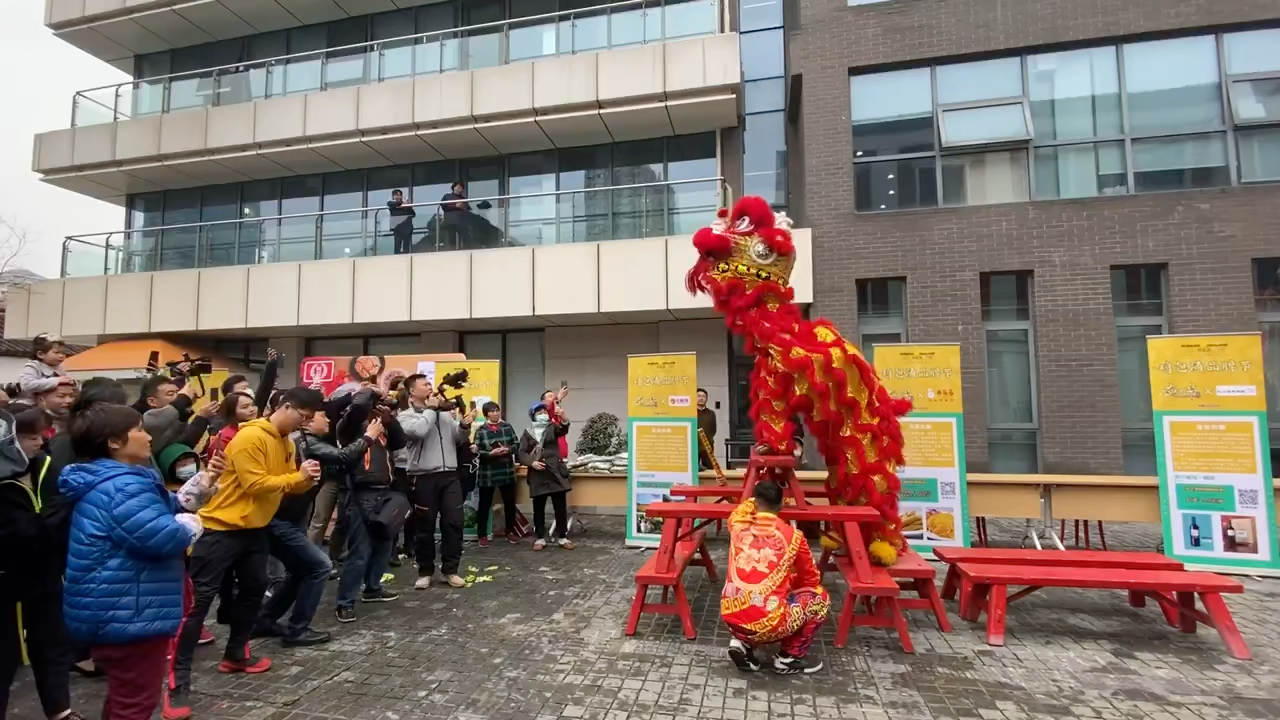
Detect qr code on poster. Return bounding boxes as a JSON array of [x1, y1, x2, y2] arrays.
[[940, 481, 957, 499], [1238, 489, 1260, 509]]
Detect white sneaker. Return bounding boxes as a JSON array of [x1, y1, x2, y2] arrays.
[[728, 639, 760, 672], [533, 539, 547, 551], [414, 576, 431, 590]]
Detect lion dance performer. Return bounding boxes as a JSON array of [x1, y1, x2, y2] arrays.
[[686, 195, 912, 567]]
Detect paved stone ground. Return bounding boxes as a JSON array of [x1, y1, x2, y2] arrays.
[[10, 517, 1280, 720]]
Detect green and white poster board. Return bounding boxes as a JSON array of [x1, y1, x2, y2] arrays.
[[1148, 333, 1278, 575], [626, 352, 698, 547], [874, 344, 970, 556]]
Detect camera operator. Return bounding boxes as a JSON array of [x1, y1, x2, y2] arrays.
[[133, 371, 218, 452], [398, 374, 473, 590], [334, 387, 406, 623]]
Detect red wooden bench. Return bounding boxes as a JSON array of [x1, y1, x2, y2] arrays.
[[934, 547, 1183, 604], [625, 526, 717, 640], [954, 562, 1251, 660]]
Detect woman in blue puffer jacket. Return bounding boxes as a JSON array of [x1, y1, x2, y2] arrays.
[[59, 403, 207, 720]]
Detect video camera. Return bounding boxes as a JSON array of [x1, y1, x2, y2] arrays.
[[435, 368, 469, 412], [165, 352, 214, 378]]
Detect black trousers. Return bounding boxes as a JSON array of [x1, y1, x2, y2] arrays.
[[0, 591, 71, 718], [393, 226, 413, 255], [393, 468, 413, 556], [170, 528, 269, 690], [476, 484, 517, 537], [410, 471, 464, 577], [533, 491, 568, 540]]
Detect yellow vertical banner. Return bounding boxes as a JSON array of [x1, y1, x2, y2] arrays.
[[627, 353, 697, 546], [1147, 333, 1278, 574], [872, 344, 969, 552]]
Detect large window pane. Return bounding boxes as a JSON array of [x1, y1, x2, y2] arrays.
[[1262, 322, 1280, 429], [739, 0, 782, 32], [325, 18, 371, 89], [126, 193, 163, 273], [982, 272, 1031, 322], [201, 186, 240, 268], [1228, 78, 1280, 125], [285, 26, 325, 95], [1239, 128, 1280, 185], [1132, 133, 1230, 193], [320, 171, 367, 259], [988, 430, 1039, 473], [367, 336, 422, 356], [1116, 324, 1161, 426], [856, 278, 907, 358], [464, 0, 503, 70], [859, 333, 903, 366], [941, 150, 1029, 207], [851, 68, 934, 157], [367, 167, 412, 256], [855, 157, 938, 212], [740, 29, 784, 80], [1110, 265, 1165, 318], [246, 32, 287, 101], [985, 328, 1035, 425], [373, 10, 417, 80], [509, 0, 559, 62], [744, 78, 786, 114], [743, 111, 787, 206], [1121, 430, 1158, 476], [1123, 36, 1222, 134], [558, 146, 612, 243], [1256, 258, 1280, 314], [508, 152, 559, 246], [940, 103, 1030, 146], [1033, 141, 1127, 200], [279, 176, 322, 262], [612, 140, 666, 239], [160, 190, 200, 270], [667, 134, 718, 234], [461, 160, 506, 249], [936, 57, 1023, 104], [1224, 29, 1280, 75], [412, 161, 457, 250], [1028, 46, 1121, 141], [239, 180, 279, 266], [416, 3, 459, 74]]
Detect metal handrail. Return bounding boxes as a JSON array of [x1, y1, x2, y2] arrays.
[[61, 176, 731, 277], [70, 0, 721, 126]]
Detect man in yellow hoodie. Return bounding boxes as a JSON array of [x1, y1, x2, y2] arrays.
[[165, 387, 322, 718]]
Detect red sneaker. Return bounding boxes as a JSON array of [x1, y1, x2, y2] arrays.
[[162, 686, 192, 720], [478, 536, 490, 548], [198, 627, 215, 645], [506, 532, 520, 544], [218, 655, 272, 674]]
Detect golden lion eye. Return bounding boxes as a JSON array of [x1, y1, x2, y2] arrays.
[[750, 241, 777, 264]]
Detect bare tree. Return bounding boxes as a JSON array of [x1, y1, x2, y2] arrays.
[[0, 216, 31, 278]]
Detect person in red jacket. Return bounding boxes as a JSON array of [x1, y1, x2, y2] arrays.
[[720, 480, 828, 675]]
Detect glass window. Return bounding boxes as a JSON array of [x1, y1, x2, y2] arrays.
[[851, 68, 934, 157], [464, 0, 503, 70], [1123, 36, 1223, 135], [462, 159, 505, 250], [416, 2, 460, 73], [744, 78, 786, 114], [507, 152, 559, 246], [743, 111, 787, 206], [988, 430, 1040, 473], [1033, 141, 1127, 200], [985, 328, 1036, 426], [1256, 257, 1280, 314], [667, 134, 718, 234], [126, 193, 163, 273], [740, 0, 782, 32], [1132, 133, 1230, 193], [320, 171, 367, 259], [133, 54, 170, 117], [159, 190, 201, 270], [279, 175, 322, 262], [367, 167, 413, 255], [856, 278, 907, 364], [367, 336, 422, 355], [612, 140, 666, 239], [1262, 320, 1280, 430], [325, 18, 371, 89], [1028, 47, 1121, 141], [936, 57, 1023, 104], [740, 29, 784, 80], [373, 10, 417, 80], [508, 0, 559, 62], [307, 338, 364, 357], [246, 32, 287, 101], [1112, 264, 1167, 476], [504, 332, 546, 438], [285, 26, 326, 95], [1224, 29, 1280, 75], [941, 150, 1029, 207], [239, 180, 279, 266], [462, 333, 503, 361], [1257, 258, 1280, 436], [940, 104, 1030, 146], [665, 0, 717, 40], [981, 272, 1031, 322], [560, 0, 607, 54], [202, 186, 240, 268], [855, 157, 938, 212], [1228, 78, 1280, 125], [558, 145, 612, 243]]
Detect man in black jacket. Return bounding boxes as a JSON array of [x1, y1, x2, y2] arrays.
[[388, 189, 416, 255], [335, 389, 406, 623]]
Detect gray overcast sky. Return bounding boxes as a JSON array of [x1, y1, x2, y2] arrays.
[[0, 3, 128, 279]]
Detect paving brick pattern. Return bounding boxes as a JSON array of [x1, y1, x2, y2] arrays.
[[10, 516, 1280, 720]]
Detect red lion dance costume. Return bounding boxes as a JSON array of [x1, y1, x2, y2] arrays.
[[686, 195, 912, 566]]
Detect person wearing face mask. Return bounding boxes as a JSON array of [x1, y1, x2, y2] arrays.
[[0, 408, 85, 720], [518, 401, 573, 551], [59, 404, 208, 720]]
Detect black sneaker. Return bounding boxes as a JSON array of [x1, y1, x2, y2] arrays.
[[335, 607, 356, 624], [388, 556, 402, 567], [361, 588, 400, 603], [250, 622, 281, 639], [163, 685, 191, 719], [772, 653, 823, 675], [281, 629, 332, 648], [728, 639, 760, 672], [328, 566, 340, 581]]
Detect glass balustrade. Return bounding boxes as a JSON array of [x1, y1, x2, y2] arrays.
[[61, 178, 727, 277], [69, 0, 720, 127]]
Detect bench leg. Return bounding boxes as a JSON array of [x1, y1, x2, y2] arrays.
[[941, 565, 959, 601], [1199, 592, 1252, 661], [958, 577, 972, 621], [625, 584, 648, 636], [887, 597, 915, 654], [674, 581, 697, 640], [1176, 592, 1198, 634], [661, 587, 669, 604], [1156, 592, 1180, 627], [695, 541, 719, 583], [1128, 590, 1146, 608], [834, 593, 856, 649], [917, 579, 953, 633], [985, 584, 1008, 646]]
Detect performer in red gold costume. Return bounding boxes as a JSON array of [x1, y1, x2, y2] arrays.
[[686, 195, 912, 567], [721, 480, 829, 674]]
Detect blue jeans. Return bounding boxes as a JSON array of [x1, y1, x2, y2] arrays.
[[258, 518, 332, 638], [336, 491, 394, 609]]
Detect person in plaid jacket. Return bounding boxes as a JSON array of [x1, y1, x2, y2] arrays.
[[473, 402, 519, 548]]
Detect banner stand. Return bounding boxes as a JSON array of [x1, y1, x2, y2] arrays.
[[626, 353, 698, 548]]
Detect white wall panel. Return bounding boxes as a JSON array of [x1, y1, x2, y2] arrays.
[[114, 115, 162, 161], [410, 252, 471, 321], [27, 282, 65, 337], [304, 86, 360, 138], [149, 270, 199, 332], [600, 238, 666, 313], [353, 255, 411, 323], [471, 247, 532, 318], [246, 263, 300, 328], [665, 235, 713, 311], [4, 289, 29, 339], [298, 259, 354, 325], [60, 276, 108, 336], [790, 228, 814, 304], [196, 266, 248, 329], [104, 273, 153, 335], [533, 244, 598, 316], [206, 102, 256, 149]]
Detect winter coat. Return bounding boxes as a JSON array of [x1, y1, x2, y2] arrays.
[[286, 429, 369, 522], [198, 418, 309, 531], [17, 359, 65, 396], [0, 454, 69, 602], [59, 459, 195, 644], [399, 405, 467, 474], [518, 421, 571, 497]]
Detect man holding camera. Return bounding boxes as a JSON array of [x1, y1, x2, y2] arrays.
[[398, 374, 472, 590]]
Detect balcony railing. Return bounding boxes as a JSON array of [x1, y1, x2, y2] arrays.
[[61, 177, 729, 278], [70, 0, 723, 128]]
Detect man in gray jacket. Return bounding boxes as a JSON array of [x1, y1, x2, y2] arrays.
[[398, 374, 472, 590]]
